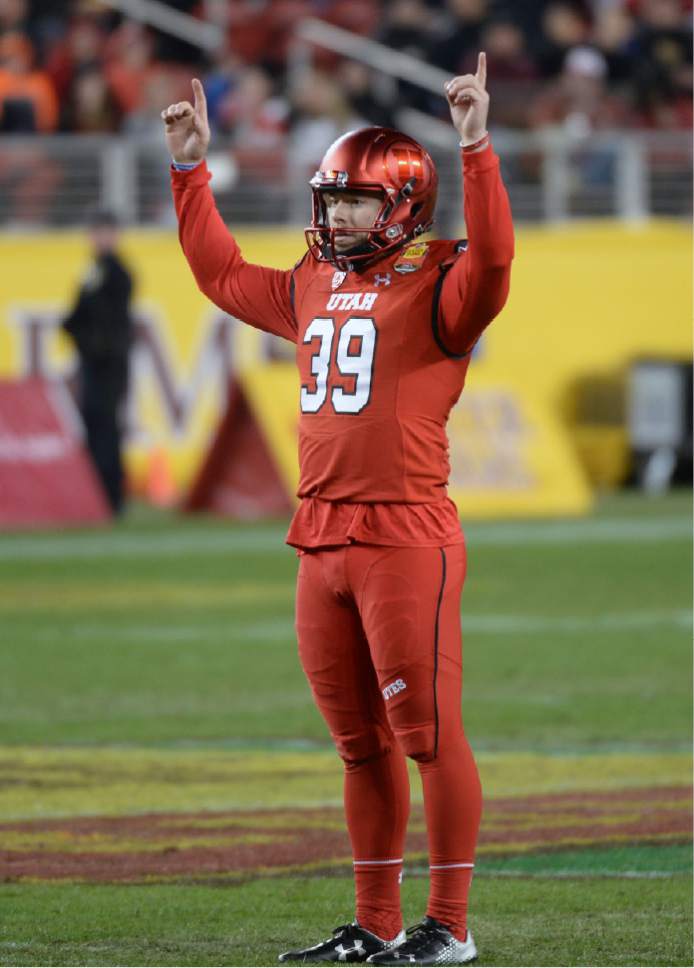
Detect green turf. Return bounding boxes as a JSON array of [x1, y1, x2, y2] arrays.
[[0, 492, 691, 967], [0, 875, 691, 967], [0, 492, 690, 750], [477, 843, 693, 876]]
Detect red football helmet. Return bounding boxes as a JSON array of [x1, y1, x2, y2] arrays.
[[305, 126, 438, 270]]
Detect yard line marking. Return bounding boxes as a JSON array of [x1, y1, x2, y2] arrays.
[[486, 870, 688, 879], [219, 609, 692, 637], [465, 517, 691, 547], [0, 515, 689, 561], [0, 528, 288, 561], [27, 609, 689, 643], [0, 581, 294, 612], [461, 610, 692, 634], [408, 867, 683, 880], [33, 618, 296, 641]]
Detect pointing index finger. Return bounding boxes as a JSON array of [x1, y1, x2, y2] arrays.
[[476, 51, 487, 88], [192, 78, 207, 120]]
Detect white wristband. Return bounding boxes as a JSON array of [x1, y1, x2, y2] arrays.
[[171, 159, 203, 171]]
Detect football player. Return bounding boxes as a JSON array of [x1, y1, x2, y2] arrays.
[[163, 51, 513, 966]]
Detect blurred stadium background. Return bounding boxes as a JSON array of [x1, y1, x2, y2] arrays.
[[0, 0, 691, 515], [0, 1, 692, 966]]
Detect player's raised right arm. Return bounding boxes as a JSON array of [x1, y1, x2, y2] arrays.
[[162, 78, 211, 164], [163, 80, 298, 343]]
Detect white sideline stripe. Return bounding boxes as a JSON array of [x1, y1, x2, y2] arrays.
[[33, 608, 690, 643], [0, 514, 689, 560], [407, 867, 681, 880], [466, 517, 690, 547], [430, 863, 475, 870], [461, 609, 692, 634], [482, 869, 684, 880], [353, 858, 403, 866], [0, 529, 287, 561]]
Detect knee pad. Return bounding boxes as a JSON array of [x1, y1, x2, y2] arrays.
[[333, 725, 393, 769], [379, 662, 439, 762], [382, 677, 438, 761], [392, 723, 437, 762]]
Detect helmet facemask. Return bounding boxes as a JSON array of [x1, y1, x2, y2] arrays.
[[306, 182, 412, 270], [304, 126, 438, 271], [305, 136, 437, 271]]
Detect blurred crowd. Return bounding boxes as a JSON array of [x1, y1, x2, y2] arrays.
[[0, 0, 690, 226], [0, 0, 691, 141]]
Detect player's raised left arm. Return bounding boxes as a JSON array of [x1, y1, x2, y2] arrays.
[[437, 53, 515, 356]]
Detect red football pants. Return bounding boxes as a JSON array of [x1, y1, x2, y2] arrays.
[[295, 543, 482, 941]]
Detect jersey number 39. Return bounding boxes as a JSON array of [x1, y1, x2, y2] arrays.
[[300, 316, 377, 415]]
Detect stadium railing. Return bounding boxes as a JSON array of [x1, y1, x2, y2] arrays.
[[0, 127, 690, 229]]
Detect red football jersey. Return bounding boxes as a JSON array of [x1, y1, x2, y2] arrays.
[[292, 239, 474, 504], [172, 143, 514, 548]]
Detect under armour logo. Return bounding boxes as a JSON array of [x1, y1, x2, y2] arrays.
[[374, 273, 391, 286], [335, 940, 365, 961]]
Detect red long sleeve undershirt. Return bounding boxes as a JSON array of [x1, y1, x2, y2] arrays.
[[170, 141, 514, 358], [171, 145, 514, 547], [172, 162, 298, 343], [437, 143, 514, 355]]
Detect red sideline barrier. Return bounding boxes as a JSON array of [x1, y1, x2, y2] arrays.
[[184, 379, 293, 519], [0, 378, 111, 529]]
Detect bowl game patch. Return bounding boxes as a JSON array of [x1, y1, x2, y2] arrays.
[[394, 241, 428, 274]]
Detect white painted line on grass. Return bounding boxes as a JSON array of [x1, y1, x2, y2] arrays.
[[0, 515, 689, 561], [466, 517, 691, 547], [408, 867, 683, 880], [461, 610, 692, 634], [0, 528, 287, 560], [33, 609, 690, 644]]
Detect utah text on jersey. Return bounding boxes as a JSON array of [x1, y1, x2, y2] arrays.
[[326, 292, 379, 312]]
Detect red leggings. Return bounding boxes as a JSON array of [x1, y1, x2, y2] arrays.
[[295, 543, 482, 941]]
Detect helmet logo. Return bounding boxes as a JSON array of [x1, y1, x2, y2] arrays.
[[391, 148, 423, 181]]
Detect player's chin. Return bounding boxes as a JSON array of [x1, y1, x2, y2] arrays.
[[334, 234, 365, 253]]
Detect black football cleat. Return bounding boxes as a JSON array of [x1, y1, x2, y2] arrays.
[[279, 922, 406, 963], [366, 917, 477, 965]]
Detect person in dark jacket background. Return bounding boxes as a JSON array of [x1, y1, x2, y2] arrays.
[[62, 209, 133, 515]]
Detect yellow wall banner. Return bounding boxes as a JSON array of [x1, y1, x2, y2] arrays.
[[0, 221, 689, 517], [235, 364, 591, 518], [445, 376, 592, 517]]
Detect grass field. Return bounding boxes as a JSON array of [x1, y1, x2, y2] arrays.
[[0, 491, 691, 967]]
